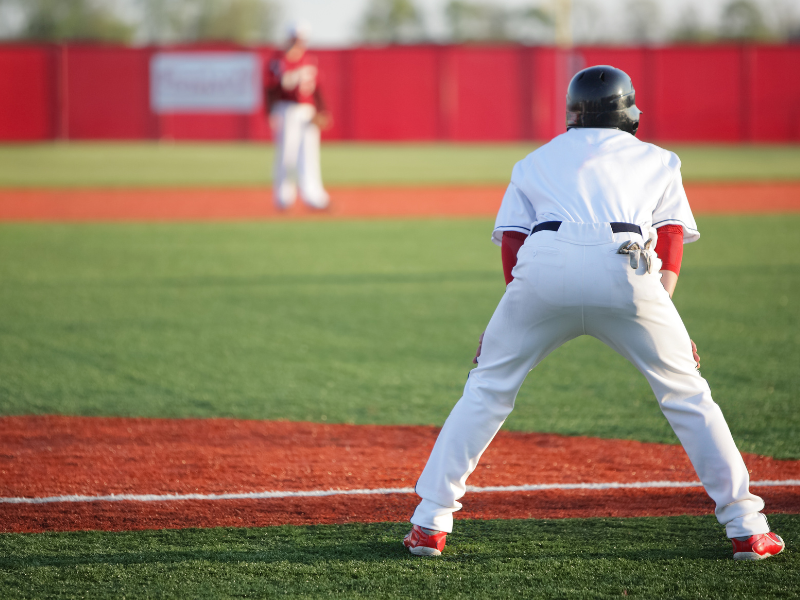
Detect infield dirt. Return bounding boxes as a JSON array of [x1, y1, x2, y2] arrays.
[[0, 182, 798, 221], [2, 416, 798, 534]]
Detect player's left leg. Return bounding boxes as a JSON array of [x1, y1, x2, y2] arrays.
[[297, 107, 329, 209], [411, 235, 585, 534]]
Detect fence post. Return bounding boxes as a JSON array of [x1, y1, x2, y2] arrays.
[[740, 45, 755, 142], [519, 46, 534, 141], [436, 45, 457, 141], [339, 48, 353, 140], [56, 44, 69, 140], [643, 47, 657, 141]]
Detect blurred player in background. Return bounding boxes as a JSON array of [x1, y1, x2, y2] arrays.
[[265, 22, 332, 210]]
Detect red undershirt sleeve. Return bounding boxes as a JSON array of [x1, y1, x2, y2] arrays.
[[655, 224, 684, 275], [501, 231, 528, 284], [503, 226, 683, 283]]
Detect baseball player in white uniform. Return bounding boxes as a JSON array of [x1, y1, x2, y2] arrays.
[[403, 66, 785, 561], [266, 22, 331, 210]]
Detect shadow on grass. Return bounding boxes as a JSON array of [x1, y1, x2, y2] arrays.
[[0, 541, 409, 570], [2, 515, 797, 570], [0, 525, 749, 569]]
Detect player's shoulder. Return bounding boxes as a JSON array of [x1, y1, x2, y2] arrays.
[[635, 138, 681, 171], [285, 51, 318, 67], [510, 146, 541, 177], [532, 129, 591, 156], [521, 131, 572, 160], [507, 132, 565, 180], [512, 131, 571, 168]]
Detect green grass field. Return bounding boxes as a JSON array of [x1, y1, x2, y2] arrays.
[[1, 216, 797, 459], [1, 516, 798, 599], [1, 143, 798, 598], [1, 142, 800, 187]]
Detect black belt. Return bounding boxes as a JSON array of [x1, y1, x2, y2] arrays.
[[531, 221, 642, 236]]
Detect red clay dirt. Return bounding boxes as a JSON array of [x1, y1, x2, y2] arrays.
[[1, 416, 798, 533], [0, 182, 798, 221]]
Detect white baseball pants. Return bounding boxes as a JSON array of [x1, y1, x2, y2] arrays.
[[411, 222, 768, 539], [271, 101, 329, 209]]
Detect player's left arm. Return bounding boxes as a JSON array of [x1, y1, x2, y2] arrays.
[[312, 88, 333, 129], [475, 174, 537, 364], [473, 230, 526, 364], [501, 231, 527, 284]]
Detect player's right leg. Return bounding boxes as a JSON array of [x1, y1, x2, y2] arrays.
[[271, 102, 301, 208], [410, 237, 583, 534], [583, 247, 774, 548]]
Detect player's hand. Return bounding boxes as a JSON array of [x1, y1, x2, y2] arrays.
[[691, 339, 700, 369], [312, 111, 333, 130], [472, 331, 485, 364], [268, 113, 279, 131]]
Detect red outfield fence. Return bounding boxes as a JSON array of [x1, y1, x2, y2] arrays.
[[1, 43, 799, 143]]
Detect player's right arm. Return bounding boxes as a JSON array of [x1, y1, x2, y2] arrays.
[[652, 150, 700, 367], [265, 57, 282, 115], [266, 87, 279, 113], [654, 224, 683, 297], [651, 150, 696, 298]]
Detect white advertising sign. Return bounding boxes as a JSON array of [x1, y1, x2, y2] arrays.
[[150, 52, 261, 114]]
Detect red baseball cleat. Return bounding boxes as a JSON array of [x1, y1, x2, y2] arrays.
[[731, 532, 785, 561], [403, 525, 447, 556]]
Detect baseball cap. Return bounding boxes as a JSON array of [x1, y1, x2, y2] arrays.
[[287, 21, 311, 41]]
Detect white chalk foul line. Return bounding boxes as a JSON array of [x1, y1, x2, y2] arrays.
[[2, 480, 799, 505]]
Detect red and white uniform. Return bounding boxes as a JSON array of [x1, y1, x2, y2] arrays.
[[266, 52, 328, 209], [410, 127, 770, 540], [267, 53, 319, 105]]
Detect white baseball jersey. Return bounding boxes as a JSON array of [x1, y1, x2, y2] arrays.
[[492, 128, 699, 246], [409, 127, 769, 540]]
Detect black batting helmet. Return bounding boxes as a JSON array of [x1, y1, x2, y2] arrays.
[[566, 66, 642, 136]]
